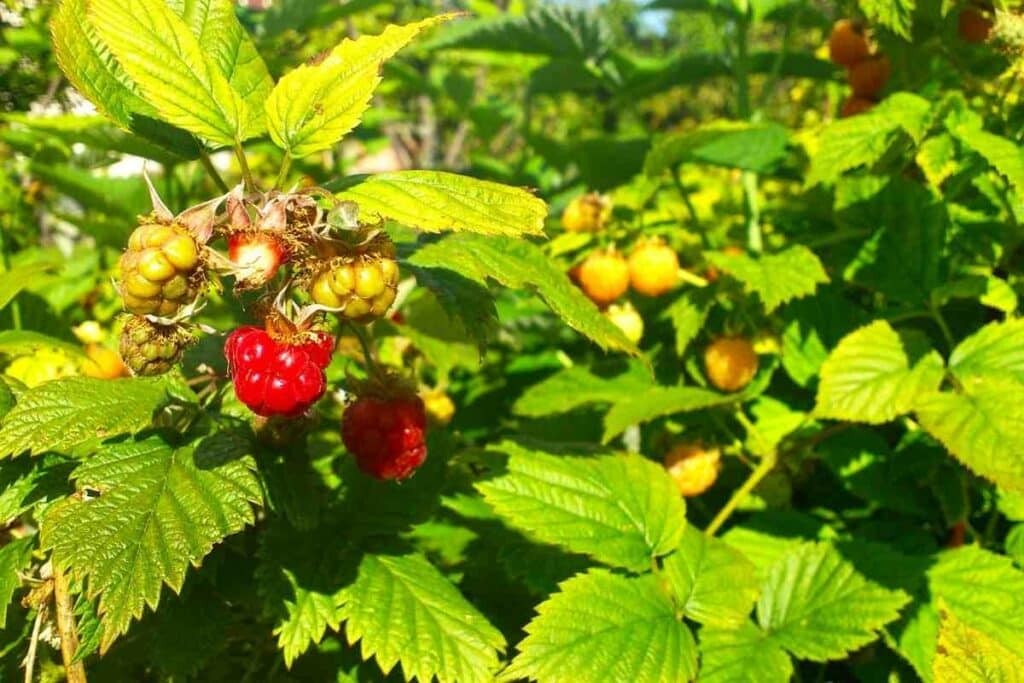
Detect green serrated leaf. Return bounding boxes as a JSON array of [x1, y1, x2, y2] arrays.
[[401, 264, 499, 348], [0, 377, 173, 458], [407, 233, 637, 354], [338, 552, 505, 683], [476, 442, 685, 571], [340, 171, 547, 237], [846, 179, 949, 306], [663, 526, 759, 628], [424, 5, 613, 61], [705, 245, 829, 312], [807, 93, 931, 186], [89, 0, 245, 146], [858, 0, 915, 39], [50, 0, 152, 128], [41, 433, 261, 652], [928, 546, 1024, 657], [663, 290, 710, 358], [603, 385, 732, 443], [256, 523, 351, 667], [916, 379, 1024, 493], [698, 621, 794, 683], [267, 16, 454, 156], [954, 126, 1024, 196], [645, 121, 789, 175], [0, 261, 58, 311], [512, 361, 653, 417], [0, 454, 74, 522], [503, 569, 698, 683], [948, 319, 1024, 386], [934, 603, 1024, 683], [757, 541, 909, 661], [171, 0, 273, 139], [0, 537, 32, 628], [814, 320, 945, 424], [916, 134, 959, 189]]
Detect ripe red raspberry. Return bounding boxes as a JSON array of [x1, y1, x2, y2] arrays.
[[225, 326, 335, 417], [342, 396, 427, 480]]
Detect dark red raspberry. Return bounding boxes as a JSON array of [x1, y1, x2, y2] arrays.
[[225, 326, 335, 417], [342, 396, 427, 480]]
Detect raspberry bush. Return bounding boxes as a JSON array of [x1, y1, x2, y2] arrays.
[[2, 0, 1024, 681]]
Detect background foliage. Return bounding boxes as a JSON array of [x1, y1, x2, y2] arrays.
[[2, 0, 1024, 681]]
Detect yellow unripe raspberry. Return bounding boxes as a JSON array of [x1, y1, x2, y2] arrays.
[[704, 337, 759, 392], [118, 222, 203, 318], [664, 443, 721, 497]]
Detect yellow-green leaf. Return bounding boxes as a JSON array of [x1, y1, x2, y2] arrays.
[[172, 0, 273, 139], [89, 0, 246, 146], [339, 171, 547, 237], [266, 15, 457, 157], [50, 0, 153, 127], [934, 603, 1024, 683]]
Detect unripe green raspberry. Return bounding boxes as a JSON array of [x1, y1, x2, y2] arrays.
[[119, 222, 203, 318], [118, 316, 197, 376]]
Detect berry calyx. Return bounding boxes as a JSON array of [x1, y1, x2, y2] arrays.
[[342, 393, 427, 480], [225, 324, 335, 418], [576, 249, 629, 306], [847, 54, 891, 98], [119, 316, 198, 377], [604, 302, 644, 344], [841, 96, 876, 118], [664, 443, 721, 497], [309, 239, 399, 322], [704, 336, 759, 392], [959, 7, 992, 43], [119, 222, 203, 318], [561, 193, 610, 233], [628, 238, 680, 297], [227, 231, 287, 288], [828, 19, 869, 67]]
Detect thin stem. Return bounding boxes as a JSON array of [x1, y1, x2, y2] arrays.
[[672, 165, 713, 250], [742, 171, 762, 254], [198, 148, 230, 193], [732, 17, 763, 254], [706, 449, 777, 536], [273, 152, 293, 192], [348, 324, 378, 374], [24, 608, 43, 683], [734, 407, 770, 457], [678, 269, 709, 288], [234, 142, 256, 192], [929, 304, 956, 352], [53, 567, 87, 683]]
